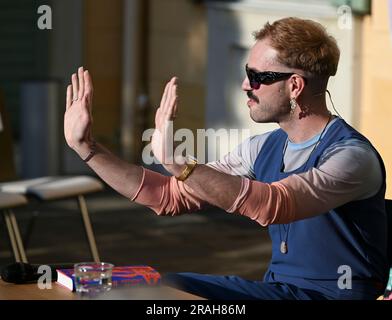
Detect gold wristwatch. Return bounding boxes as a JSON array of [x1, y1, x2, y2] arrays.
[[175, 156, 198, 181]]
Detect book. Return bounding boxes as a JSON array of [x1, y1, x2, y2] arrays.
[[56, 265, 161, 291]]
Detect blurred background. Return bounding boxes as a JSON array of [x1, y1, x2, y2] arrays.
[[0, 0, 391, 279]]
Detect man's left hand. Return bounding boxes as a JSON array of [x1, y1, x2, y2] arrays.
[[151, 76, 186, 176]]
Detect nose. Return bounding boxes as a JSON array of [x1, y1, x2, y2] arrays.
[[242, 76, 252, 91]]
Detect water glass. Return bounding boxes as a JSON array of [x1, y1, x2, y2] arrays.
[[74, 262, 114, 296]]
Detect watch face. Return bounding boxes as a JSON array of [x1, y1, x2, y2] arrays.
[[176, 159, 197, 181]]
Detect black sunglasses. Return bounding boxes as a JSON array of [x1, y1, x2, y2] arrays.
[[245, 64, 307, 89]]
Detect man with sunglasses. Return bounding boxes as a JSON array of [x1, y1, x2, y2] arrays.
[[64, 17, 389, 300]]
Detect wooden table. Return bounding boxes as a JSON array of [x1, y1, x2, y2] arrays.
[[0, 279, 203, 300]]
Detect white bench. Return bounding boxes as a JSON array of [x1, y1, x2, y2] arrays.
[[0, 176, 104, 262]]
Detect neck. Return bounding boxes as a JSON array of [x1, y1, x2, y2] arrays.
[[280, 109, 332, 143]]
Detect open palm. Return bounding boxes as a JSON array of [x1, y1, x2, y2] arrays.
[[151, 77, 179, 166], [64, 67, 94, 151]]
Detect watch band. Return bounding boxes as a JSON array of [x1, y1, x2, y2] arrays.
[[175, 158, 198, 181], [83, 141, 97, 163]]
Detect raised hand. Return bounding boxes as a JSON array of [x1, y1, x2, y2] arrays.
[[64, 66, 95, 158], [151, 76, 180, 167]]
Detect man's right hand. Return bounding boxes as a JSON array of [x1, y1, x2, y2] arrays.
[[64, 66, 95, 159], [63, 66, 144, 200]]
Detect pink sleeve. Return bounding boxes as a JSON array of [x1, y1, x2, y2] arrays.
[[131, 167, 208, 216], [132, 155, 370, 223], [226, 141, 384, 226], [227, 166, 375, 226], [226, 178, 296, 226]]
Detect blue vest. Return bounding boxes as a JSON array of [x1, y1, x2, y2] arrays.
[[254, 118, 388, 284]]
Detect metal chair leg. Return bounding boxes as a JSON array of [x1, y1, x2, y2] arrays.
[[8, 210, 28, 263], [3, 209, 28, 263], [77, 195, 100, 262]]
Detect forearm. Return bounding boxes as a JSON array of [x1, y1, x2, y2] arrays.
[[75, 142, 143, 199], [177, 164, 288, 225], [163, 162, 331, 226], [74, 142, 209, 215], [130, 162, 239, 216], [133, 168, 209, 215], [181, 164, 243, 211]]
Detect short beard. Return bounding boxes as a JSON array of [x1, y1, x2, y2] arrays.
[[250, 101, 289, 124]]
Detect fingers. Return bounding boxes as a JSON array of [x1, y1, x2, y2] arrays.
[[67, 67, 93, 106], [161, 77, 178, 121], [173, 95, 178, 118], [71, 73, 79, 102], [84, 69, 93, 104], [78, 66, 84, 100], [168, 77, 178, 118], [66, 85, 72, 110]]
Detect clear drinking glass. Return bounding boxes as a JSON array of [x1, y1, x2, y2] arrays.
[[74, 262, 114, 296]]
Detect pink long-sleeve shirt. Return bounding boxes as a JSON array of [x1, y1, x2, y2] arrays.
[[132, 118, 382, 226]]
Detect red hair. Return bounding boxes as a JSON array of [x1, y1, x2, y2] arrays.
[[254, 17, 340, 76]]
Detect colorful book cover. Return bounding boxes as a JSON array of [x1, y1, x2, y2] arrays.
[[56, 265, 161, 291]]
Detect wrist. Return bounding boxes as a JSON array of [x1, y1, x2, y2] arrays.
[[74, 140, 97, 162]]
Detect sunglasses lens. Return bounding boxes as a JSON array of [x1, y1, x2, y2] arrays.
[[246, 68, 261, 90], [250, 80, 260, 90]]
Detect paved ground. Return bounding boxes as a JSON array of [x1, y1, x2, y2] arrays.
[[0, 187, 272, 280]]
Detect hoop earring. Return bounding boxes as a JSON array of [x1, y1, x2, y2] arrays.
[[290, 98, 297, 115]]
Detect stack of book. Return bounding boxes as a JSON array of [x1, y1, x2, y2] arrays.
[[56, 265, 161, 291]]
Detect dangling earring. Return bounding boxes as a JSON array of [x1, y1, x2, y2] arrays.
[[290, 98, 297, 115]]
